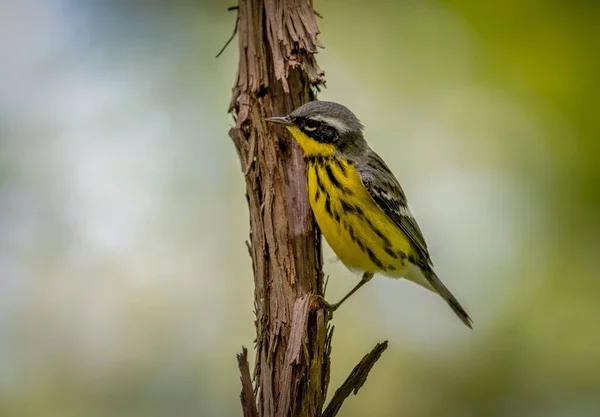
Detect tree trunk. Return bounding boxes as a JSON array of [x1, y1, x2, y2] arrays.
[[226, 2, 387, 416], [228, 1, 328, 416]]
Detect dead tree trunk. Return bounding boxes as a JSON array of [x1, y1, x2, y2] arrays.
[[226, 2, 387, 417]]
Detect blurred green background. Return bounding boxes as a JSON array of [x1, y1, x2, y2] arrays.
[[1, 0, 599, 416]]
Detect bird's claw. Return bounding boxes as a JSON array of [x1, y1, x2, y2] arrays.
[[314, 295, 339, 319]]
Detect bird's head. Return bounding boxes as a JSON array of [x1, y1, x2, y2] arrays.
[[266, 101, 365, 157]]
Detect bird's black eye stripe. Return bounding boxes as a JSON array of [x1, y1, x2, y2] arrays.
[[294, 117, 321, 133], [294, 116, 339, 144], [303, 118, 320, 131]]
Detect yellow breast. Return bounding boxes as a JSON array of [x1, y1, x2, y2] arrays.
[[306, 156, 413, 276]]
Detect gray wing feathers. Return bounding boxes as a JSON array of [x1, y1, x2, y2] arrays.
[[357, 152, 432, 263], [356, 151, 473, 328]]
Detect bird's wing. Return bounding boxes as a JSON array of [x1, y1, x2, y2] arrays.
[[357, 152, 432, 263]]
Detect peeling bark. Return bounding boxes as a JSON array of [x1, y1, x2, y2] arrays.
[[228, 1, 328, 416], [226, 1, 387, 416]]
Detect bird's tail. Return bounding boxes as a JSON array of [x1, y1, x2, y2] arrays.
[[422, 266, 473, 329]]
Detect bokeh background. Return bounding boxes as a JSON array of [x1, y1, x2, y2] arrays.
[[1, 0, 599, 416]]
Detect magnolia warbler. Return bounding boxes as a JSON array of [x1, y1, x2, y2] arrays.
[[266, 101, 472, 328]]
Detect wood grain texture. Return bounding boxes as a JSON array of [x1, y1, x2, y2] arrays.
[[227, 2, 388, 416], [228, 1, 328, 416]]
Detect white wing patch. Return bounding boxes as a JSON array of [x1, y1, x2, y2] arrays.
[[398, 204, 414, 219], [373, 189, 415, 219]]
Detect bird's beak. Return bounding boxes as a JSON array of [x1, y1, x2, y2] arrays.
[[265, 115, 294, 126]]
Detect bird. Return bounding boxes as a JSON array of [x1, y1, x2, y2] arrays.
[[266, 101, 472, 328]]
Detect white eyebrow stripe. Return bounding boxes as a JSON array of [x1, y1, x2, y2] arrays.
[[309, 115, 350, 133]]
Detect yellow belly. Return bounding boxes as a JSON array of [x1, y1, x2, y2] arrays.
[[306, 158, 413, 276]]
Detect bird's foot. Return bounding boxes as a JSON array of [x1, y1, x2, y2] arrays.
[[314, 295, 339, 319]]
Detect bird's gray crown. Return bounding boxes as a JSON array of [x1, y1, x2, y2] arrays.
[[290, 101, 363, 135]]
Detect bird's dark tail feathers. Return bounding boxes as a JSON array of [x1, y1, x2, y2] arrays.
[[423, 266, 473, 329]]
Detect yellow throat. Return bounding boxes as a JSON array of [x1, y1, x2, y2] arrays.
[[285, 126, 336, 157]]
